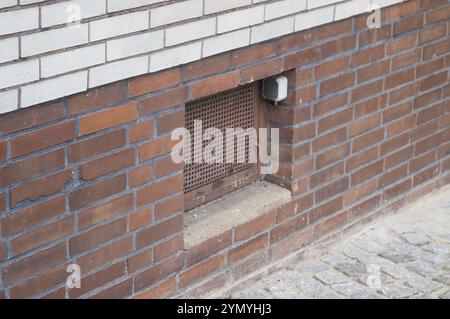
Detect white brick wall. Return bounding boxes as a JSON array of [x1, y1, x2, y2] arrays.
[[0, 0, 406, 114]]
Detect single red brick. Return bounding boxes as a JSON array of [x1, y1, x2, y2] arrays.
[[67, 82, 127, 115], [128, 120, 153, 144], [69, 261, 126, 299], [346, 146, 379, 172], [154, 194, 184, 221], [69, 218, 127, 255], [320, 72, 355, 96], [310, 162, 345, 188], [284, 47, 320, 70], [385, 146, 414, 169], [379, 164, 408, 188], [351, 80, 383, 102], [419, 23, 446, 44], [344, 180, 378, 206], [192, 70, 239, 99], [232, 42, 276, 66], [386, 114, 416, 137], [179, 255, 224, 288], [155, 156, 183, 178], [79, 103, 137, 136], [154, 234, 183, 262], [387, 32, 417, 55], [318, 108, 353, 133], [358, 60, 390, 83], [136, 215, 183, 248], [78, 236, 133, 273], [235, 211, 275, 242], [315, 144, 350, 169], [11, 121, 76, 158], [129, 207, 153, 231], [313, 211, 348, 239], [134, 255, 183, 292], [127, 248, 152, 274], [315, 177, 350, 203], [183, 53, 231, 81], [351, 160, 384, 186], [77, 193, 133, 230], [0, 141, 7, 163], [349, 113, 382, 138], [392, 49, 421, 70], [312, 128, 347, 153], [128, 68, 181, 98], [420, 71, 448, 92], [186, 231, 232, 266], [393, 15, 424, 36], [90, 279, 133, 299], [352, 44, 385, 67], [139, 87, 188, 117], [79, 148, 135, 180], [228, 234, 268, 263], [385, 68, 415, 90], [68, 129, 126, 163], [134, 276, 177, 299], [69, 174, 127, 210], [270, 214, 307, 243], [313, 93, 348, 116], [423, 39, 450, 60], [383, 179, 412, 201], [129, 164, 153, 187], [157, 108, 185, 135], [139, 135, 176, 162], [320, 35, 355, 59], [316, 19, 353, 41]]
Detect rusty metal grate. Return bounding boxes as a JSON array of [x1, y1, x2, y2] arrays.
[[184, 83, 257, 193]]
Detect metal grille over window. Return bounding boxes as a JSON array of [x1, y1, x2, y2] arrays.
[[184, 83, 257, 193]]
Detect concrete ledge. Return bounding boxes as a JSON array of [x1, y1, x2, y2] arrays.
[[184, 181, 291, 249]]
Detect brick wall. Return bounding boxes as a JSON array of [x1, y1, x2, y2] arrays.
[[0, 0, 449, 299], [0, 0, 407, 113]]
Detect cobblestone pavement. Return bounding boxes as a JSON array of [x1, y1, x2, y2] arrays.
[[233, 186, 450, 299]]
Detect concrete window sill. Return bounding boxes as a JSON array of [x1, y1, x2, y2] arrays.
[[184, 181, 292, 250]]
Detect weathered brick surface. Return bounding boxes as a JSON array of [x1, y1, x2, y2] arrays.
[[0, 1, 448, 299]]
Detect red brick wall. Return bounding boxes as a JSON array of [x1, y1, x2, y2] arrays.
[[0, 0, 449, 299]]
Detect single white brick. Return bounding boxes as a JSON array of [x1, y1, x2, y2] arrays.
[[251, 16, 294, 44], [41, 0, 106, 28], [217, 6, 264, 34], [89, 56, 149, 88], [0, 38, 19, 64], [21, 71, 88, 108], [0, 0, 17, 9], [165, 18, 216, 47], [265, 0, 307, 21], [308, 0, 345, 10], [0, 7, 38, 36], [90, 10, 150, 41], [150, 0, 203, 28], [19, 0, 46, 4], [107, 30, 163, 61], [202, 29, 250, 57], [0, 59, 39, 90], [108, 0, 165, 12], [335, 0, 371, 21], [372, 0, 404, 7], [21, 24, 89, 57], [0, 89, 19, 114], [295, 6, 335, 32], [204, 0, 251, 14], [41, 44, 105, 78], [150, 42, 201, 72]]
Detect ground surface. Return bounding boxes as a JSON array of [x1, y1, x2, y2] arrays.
[[233, 186, 450, 299]]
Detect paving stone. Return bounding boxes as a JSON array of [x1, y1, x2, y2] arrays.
[[314, 270, 349, 285], [421, 251, 449, 266], [262, 276, 303, 299], [353, 238, 385, 254], [433, 273, 450, 285], [321, 254, 354, 267], [281, 271, 339, 299], [380, 285, 417, 298], [423, 243, 450, 255], [405, 274, 443, 294], [331, 282, 379, 299], [401, 232, 431, 246], [406, 261, 440, 277], [373, 257, 413, 280], [379, 250, 416, 263], [233, 288, 271, 299], [341, 245, 373, 264], [294, 260, 329, 274]]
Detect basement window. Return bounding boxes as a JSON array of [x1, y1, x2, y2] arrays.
[[183, 82, 268, 211]]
